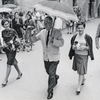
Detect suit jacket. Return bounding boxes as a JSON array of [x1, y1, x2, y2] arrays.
[[36, 28, 64, 61], [68, 34, 94, 60]]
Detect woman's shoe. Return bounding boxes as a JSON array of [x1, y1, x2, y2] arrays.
[[47, 91, 53, 99], [16, 73, 22, 80], [76, 91, 80, 95], [2, 80, 8, 87]]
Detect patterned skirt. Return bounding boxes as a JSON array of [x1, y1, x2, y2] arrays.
[[72, 54, 88, 75]]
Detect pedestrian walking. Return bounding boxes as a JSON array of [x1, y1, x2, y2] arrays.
[[1, 19, 22, 87], [69, 22, 94, 95], [95, 23, 100, 49], [24, 13, 35, 51], [33, 16, 64, 99]]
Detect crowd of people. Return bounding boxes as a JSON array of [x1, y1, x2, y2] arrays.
[[0, 10, 64, 99], [0, 6, 100, 99], [0, 7, 81, 55], [0, 9, 46, 54]]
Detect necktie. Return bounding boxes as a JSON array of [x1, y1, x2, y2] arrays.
[[46, 30, 50, 46]]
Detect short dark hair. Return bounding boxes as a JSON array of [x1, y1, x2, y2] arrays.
[[76, 21, 86, 28], [1, 19, 9, 27], [45, 16, 53, 22], [19, 11, 23, 17]]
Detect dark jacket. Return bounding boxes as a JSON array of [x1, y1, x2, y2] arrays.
[[68, 34, 94, 60]]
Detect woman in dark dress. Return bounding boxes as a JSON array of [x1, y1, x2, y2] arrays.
[[1, 19, 22, 87], [69, 22, 94, 95]]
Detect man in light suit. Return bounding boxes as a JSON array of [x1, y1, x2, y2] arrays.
[[33, 16, 64, 99]]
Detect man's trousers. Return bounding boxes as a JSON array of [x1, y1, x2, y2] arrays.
[[44, 60, 59, 93]]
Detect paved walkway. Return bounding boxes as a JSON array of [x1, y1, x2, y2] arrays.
[[0, 18, 100, 100]]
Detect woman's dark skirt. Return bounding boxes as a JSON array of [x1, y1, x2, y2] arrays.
[[5, 50, 18, 65], [72, 54, 88, 75]]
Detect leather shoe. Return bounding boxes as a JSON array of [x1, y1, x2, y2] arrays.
[[76, 91, 80, 95], [2, 80, 8, 87], [47, 91, 53, 99], [55, 75, 59, 86], [56, 75, 59, 80]]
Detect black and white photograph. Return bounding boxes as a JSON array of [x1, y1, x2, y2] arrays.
[[0, 0, 100, 100]]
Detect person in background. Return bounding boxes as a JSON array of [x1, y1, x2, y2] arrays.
[[12, 12, 24, 52], [33, 16, 64, 99], [69, 22, 94, 95], [67, 20, 74, 34], [24, 13, 35, 51], [4, 13, 12, 28], [95, 23, 100, 49], [1, 19, 22, 87], [12, 12, 23, 39], [98, 4, 100, 18], [9, 12, 14, 20]]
